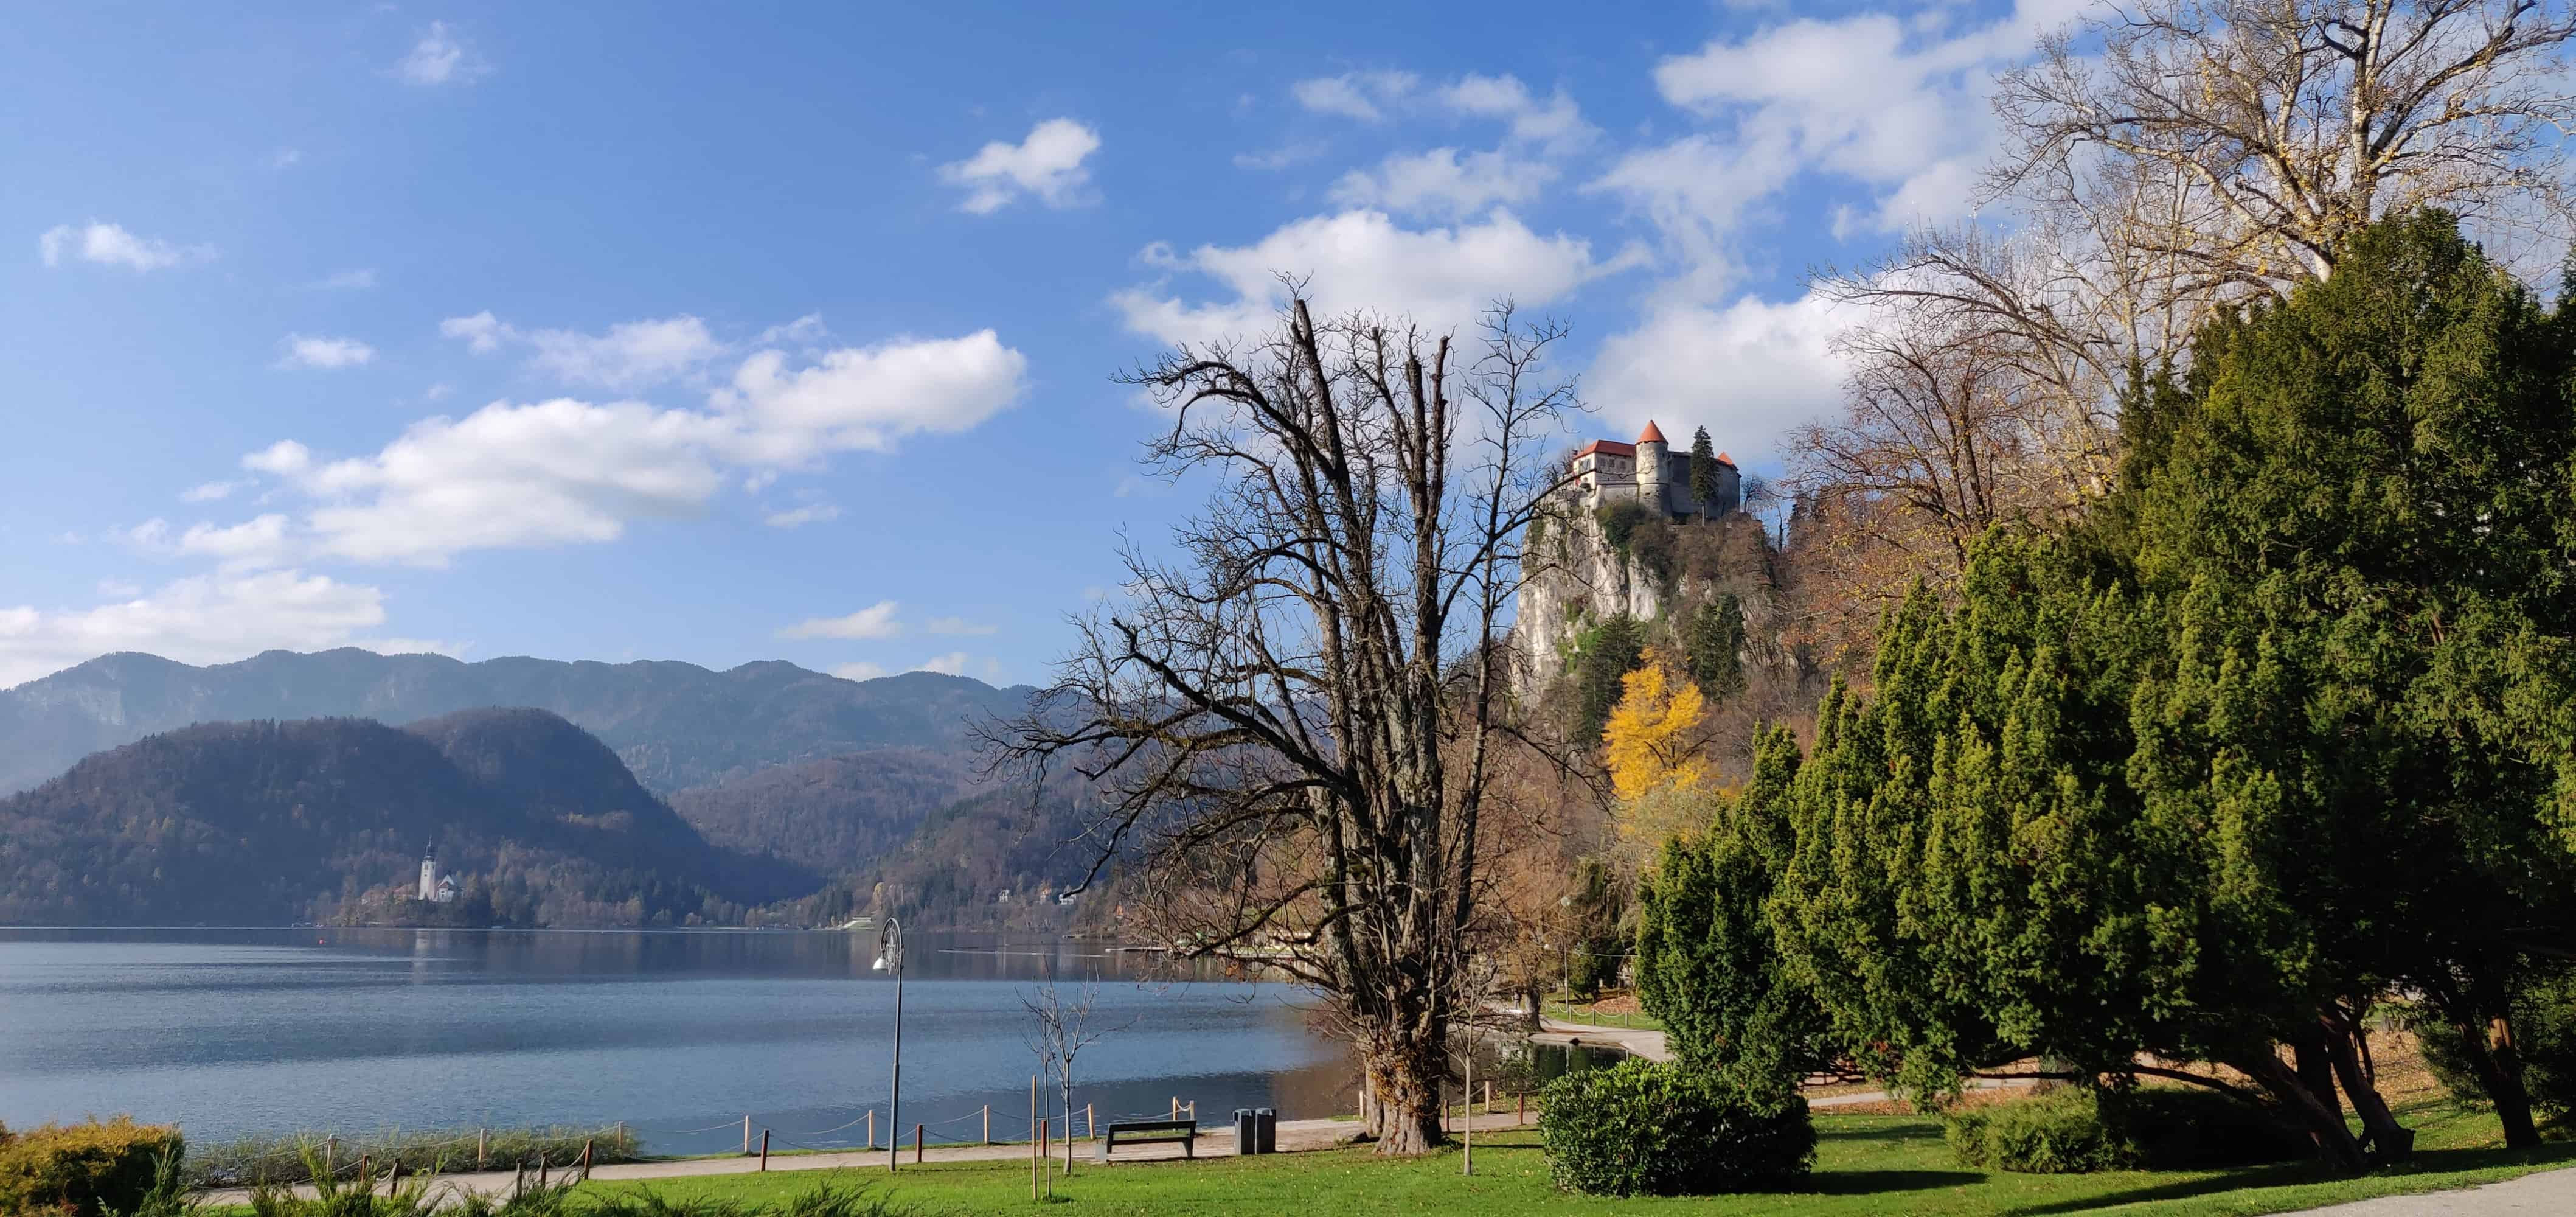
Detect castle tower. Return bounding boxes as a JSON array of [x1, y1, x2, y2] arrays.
[[418, 846, 437, 902], [1634, 420, 1670, 517]]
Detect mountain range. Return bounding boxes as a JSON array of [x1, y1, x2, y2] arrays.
[[0, 650, 1118, 929], [0, 648, 1033, 796]]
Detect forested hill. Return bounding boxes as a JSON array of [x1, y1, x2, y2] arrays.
[[0, 709, 816, 927], [0, 649, 1033, 795]]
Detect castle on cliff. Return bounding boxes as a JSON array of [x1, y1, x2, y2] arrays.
[[1563, 420, 1740, 519]]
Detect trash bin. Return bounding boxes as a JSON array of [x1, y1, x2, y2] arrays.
[[1232, 1107, 1256, 1155], [1254, 1107, 1276, 1154]]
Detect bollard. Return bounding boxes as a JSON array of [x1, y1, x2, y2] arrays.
[[759, 1129, 770, 1173], [866, 1109, 875, 1151], [915, 1124, 924, 1165], [1086, 1103, 1094, 1139], [982, 1104, 991, 1146], [1485, 1079, 1493, 1113], [742, 1115, 752, 1157], [1169, 1095, 1178, 1120]]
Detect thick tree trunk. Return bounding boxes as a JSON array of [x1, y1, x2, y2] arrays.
[[2288, 1023, 2341, 1120], [1361, 1045, 1448, 1154], [2230, 1050, 2368, 1173], [2452, 1016, 2543, 1150], [2320, 1017, 2412, 1163]]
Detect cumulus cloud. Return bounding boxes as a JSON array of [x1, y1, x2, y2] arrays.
[[396, 21, 488, 86], [440, 312, 723, 390], [912, 652, 970, 676], [780, 601, 903, 640], [218, 327, 1026, 566], [762, 503, 841, 529], [277, 334, 377, 370], [1330, 148, 1557, 218], [1291, 71, 1419, 121], [1645, 1, 2079, 235], [0, 570, 386, 689], [1434, 74, 1595, 152], [1116, 209, 1637, 347], [940, 118, 1102, 214], [181, 480, 246, 504], [38, 221, 204, 271], [1586, 292, 1849, 466]]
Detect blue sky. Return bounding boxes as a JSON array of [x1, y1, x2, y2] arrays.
[[1, 0, 2080, 688]]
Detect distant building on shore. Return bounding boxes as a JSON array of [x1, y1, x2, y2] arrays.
[[418, 846, 456, 903]]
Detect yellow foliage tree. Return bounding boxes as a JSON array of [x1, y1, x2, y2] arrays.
[[1602, 649, 1708, 804]]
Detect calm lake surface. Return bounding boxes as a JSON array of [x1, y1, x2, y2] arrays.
[[0, 928, 1367, 1154]]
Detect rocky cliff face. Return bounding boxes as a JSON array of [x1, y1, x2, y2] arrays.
[[1512, 503, 1785, 697]]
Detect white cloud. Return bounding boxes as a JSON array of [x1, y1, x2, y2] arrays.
[[181, 480, 247, 503], [1586, 292, 1849, 467], [940, 118, 1102, 215], [311, 268, 377, 291], [1434, 74, 1595, 152], [0, 570, 386, 689], [1234, 142, 1326, 172], [1644, 1, 2081, 236], [242, 439, 312, 476], [1330, 148, 1557, 218], [176, 514, 292, 567], [38, 221, 203, 271], [1291, 71, 1418, 121], [763, 503, 841, 528], [277, 334, 377, 370], [831, 661, 889, 681], [440, 312, 723, 390], [209, 326, 1022, 566], [1115, 208, 1636, 347], [912, 652, 970, 676], [925, 616, 997, 636], [780, 601, 903, 640], [712, 330, 1027, 459], [440, 310, 507, 354], [1588, 132, 1800, 300], [396, 21, 488, 86]]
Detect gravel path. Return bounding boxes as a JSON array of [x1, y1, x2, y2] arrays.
[[2286, 1166, 2576, 1215]]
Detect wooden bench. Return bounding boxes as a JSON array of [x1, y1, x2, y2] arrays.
[[1099, 1118, 1197, 1161]]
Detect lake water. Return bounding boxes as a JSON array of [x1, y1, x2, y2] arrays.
[[0, 928, 1370, 1155]]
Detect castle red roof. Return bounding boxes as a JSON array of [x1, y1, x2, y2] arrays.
[[1636, 419, 1667, 444], [1574, 439, 1634, 459], [1715, 450, 1737, 467]]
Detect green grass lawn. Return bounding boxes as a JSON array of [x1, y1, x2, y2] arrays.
[[1539, 992, 1665, 1031], [564, 1101, 2572, 1216]]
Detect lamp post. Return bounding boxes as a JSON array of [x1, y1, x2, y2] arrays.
[[874, 916, 905, 1171]]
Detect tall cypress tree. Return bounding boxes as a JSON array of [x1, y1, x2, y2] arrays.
[[1688, 426, 1720, 520]]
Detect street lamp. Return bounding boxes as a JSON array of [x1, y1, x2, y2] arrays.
[[873, 916, 905, 1171]]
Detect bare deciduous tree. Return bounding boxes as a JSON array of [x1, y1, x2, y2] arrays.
[[1021, 961, 1126, 1176], [988, 295, 1575, 1154], [1994, 0, 2576, 291]]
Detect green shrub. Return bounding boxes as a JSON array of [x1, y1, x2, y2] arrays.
[[1538, 1058, 1814, 1196], [0, 1117, 184, 1217], [1946, 1087, 2307, 1174], [2414, 968, 2576, 1120]]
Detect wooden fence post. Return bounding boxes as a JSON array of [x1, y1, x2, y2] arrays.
[[581, 1139, 593, 1179], [325, 1136, 337, 1179], [614, 1121, 627, 1156], [914, 1124, 923, 1165], [742, 1115, 752, 1157], [759, 1129, 770, 1173], [982, 1104, 991, 1146], [1086, 1103, 1094, 1139], [865, 1109, 875, 1151], [1168, 1095, 1178, 1120], [1518, 1091, 1526, 1125], [477, 1129, 487, 1171]]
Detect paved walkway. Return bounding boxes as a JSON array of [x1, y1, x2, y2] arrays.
[[2286, 1166, 2576, 1214], [196, 1111, 1541, 1205]]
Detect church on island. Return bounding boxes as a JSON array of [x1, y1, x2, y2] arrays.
[[417, 846, 457, 904], [1563, 420, 1740, 519]]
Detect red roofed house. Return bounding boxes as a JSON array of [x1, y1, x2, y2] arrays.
[[1565, 420, 1739, 519]]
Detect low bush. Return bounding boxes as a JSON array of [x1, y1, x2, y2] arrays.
[[0, 1117, 185, 1217], [245, 1176, 903, 1217], [191, 1126, 639, 1188], [1946, 1087, 2308, 1174], [1538, 1058, 1814, 1196]]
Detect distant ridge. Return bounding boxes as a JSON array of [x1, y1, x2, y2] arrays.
[[0, 709, 815, 926], [0, 649, 1033, 795]]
